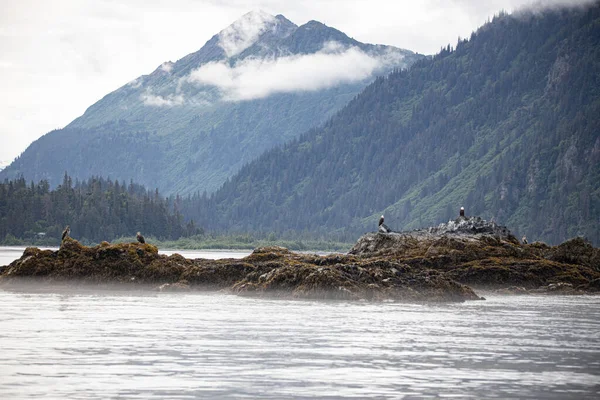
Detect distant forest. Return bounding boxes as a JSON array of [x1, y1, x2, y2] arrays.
[[0, 174, 200, 244]]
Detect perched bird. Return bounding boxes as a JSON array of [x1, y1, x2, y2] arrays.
[[522, 235, 528, 245], [61, 225, 70, 241], [459, 207, 465, 218], [378, 215, 391, 233], [136, 232, 146, 244]]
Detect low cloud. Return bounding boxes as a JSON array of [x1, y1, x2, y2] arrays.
[[218, 10, 277, 57], [187, 43, 391, 101], [513, 0, 598, 16], [140, 89, 184, 107], [523, 0, 597, 8], [160, 61, 174, 73]]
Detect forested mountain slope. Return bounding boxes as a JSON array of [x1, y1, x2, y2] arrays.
[[186, 5, 600, 245], [0, 11, 421, 195]]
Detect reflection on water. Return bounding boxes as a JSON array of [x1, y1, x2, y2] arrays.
[[0, 289, 598, 399]]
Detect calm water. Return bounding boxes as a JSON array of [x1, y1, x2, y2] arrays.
[[0, 252, 599, 399]]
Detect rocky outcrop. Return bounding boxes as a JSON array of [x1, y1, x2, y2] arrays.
[[428, 216, 516, 239], [349, 217, 518, 257], [350, 217, 600, 293], [2, 218, 599, 300], [0, 239, 480, 302]]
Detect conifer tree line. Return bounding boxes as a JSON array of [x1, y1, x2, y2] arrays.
[[0, 174, 200, 244]]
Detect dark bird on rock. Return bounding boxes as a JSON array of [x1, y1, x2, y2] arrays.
[[459, 207, 465, 218], [136, 232, 146, 244], [378, 215, 391, 233], [61, 225, 70, 241]]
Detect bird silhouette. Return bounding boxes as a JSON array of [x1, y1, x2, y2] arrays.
[[61, 225, 70, 241]]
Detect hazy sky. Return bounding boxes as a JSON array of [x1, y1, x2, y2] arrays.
[[0, 0, 593, 163]]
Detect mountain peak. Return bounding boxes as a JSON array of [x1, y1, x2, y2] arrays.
[[218, 10, 295, 58], [302, 20, 328, 29], [4, 8, 424, 198]]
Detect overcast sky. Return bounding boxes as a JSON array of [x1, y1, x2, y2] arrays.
[[0, 0, 593, 163]]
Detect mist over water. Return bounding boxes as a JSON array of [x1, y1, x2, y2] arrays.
[[1, 286, 599, 399]]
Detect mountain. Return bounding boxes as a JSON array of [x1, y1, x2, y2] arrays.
[[184, 5, 600, 245], [0, 11, 422, 195]]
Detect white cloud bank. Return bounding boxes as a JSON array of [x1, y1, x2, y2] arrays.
[[141, 90, 184, 107], [187, 43, 392, 101], [160, 61, 174, 73]]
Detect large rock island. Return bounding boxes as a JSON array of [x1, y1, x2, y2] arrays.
[[1, 217, 599, 301]]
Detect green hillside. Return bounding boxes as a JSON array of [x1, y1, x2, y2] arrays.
[[185, 5, 600, 245]]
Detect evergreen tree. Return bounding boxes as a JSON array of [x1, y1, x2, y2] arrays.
[[0, 175, 201, 244]]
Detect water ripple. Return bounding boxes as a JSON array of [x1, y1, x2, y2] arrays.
[[0, 289, 599, 399]]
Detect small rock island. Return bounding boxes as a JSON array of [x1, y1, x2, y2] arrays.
[[1, 217, 599, 302]]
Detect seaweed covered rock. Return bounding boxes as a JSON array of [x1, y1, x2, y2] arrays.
[[349, 219, 600, 294], [243, 246, 294, 262], [430, 217, 517, 240], [350, 217, 518, 257], [547, 237, 600, 270], [2, 238, 170, 284], [2, 225, 599, 300], [446, 259, 598, 289], [0, 239, 480, 302], [230, 255, 480, 302]]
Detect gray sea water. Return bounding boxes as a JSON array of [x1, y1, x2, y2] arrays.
[[1, 249, 599, 399]]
